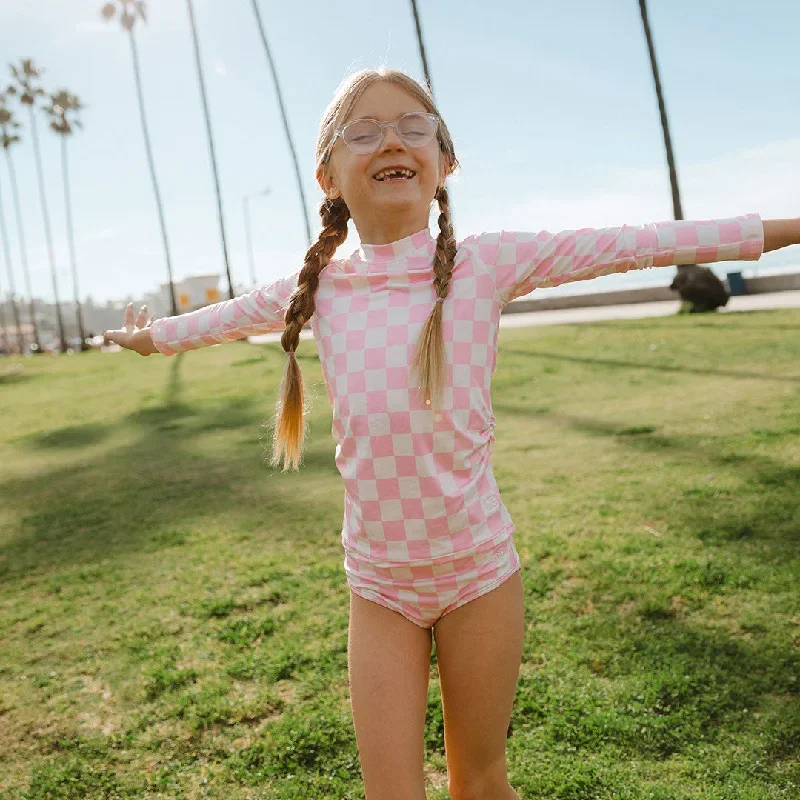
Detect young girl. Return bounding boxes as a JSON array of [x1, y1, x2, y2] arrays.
[[105, 68, 799, 800]]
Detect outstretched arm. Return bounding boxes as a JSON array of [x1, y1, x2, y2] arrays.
[[149, 271, 301, 356], [105, 271, 301, 356], [103, 302, 159, 355], [462, 214, 778, 305], [763, 218, 800, 253]]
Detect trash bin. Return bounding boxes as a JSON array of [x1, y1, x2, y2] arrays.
[[726, 271, 747, 296]]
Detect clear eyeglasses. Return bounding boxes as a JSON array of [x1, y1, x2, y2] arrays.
[[327, 112, 439, 159]]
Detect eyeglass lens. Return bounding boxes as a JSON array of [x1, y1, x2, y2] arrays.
[[342, 113, 437, 153]]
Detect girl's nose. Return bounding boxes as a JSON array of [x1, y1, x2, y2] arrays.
[[381, 124, 406, 151]]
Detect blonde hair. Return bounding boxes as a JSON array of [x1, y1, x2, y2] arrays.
[[271, 68, 459, 471]]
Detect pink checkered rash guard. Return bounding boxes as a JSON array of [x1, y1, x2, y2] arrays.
[[150, 214, 764, 569]]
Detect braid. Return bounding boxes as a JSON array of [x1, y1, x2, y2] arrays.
[[271, 196, 350, 470], [411, 185, 457, 409]]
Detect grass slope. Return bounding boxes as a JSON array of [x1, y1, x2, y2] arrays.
[[0, 309, 798, 799]]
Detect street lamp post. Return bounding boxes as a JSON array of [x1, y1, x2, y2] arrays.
[[242, 186, 270, 287]]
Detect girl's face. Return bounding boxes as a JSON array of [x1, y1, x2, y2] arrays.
[[317, 81, 447, 235]]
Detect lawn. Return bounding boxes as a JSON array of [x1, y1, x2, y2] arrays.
[[0, 308, 798, 799]]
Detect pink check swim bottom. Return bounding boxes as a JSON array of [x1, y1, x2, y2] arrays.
[[344, 533, 521, 630]]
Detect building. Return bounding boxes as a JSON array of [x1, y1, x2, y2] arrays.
[[154, 274, 223, 316], [0, 273, 231, 354]]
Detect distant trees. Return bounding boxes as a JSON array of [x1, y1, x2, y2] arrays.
[[8, 59, 69, 352], [44, 90, 91, 350], [0, 92, 30, 354]]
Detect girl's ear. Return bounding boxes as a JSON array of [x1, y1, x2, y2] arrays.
[[316, 165, 340, 200], [437, 154, 451, 189]]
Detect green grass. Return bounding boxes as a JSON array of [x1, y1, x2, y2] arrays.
[[0, 309, 798, 799]]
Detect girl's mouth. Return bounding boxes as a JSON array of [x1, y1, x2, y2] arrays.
[[372, 168, 417, 182]]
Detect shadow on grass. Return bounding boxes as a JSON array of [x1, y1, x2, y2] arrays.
[[494, 401, 799, 555], [500, 347, 800, 384], [504, 408, 800, 775], [514, 610, 798, 768], [0, 371, 35, 386], [24, 422, 111, 449], [0, 354, 342, 579]]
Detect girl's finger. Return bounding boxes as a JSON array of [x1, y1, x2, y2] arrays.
[[124, 302, 134, 328], [146, 316, 155, 327], [135, 304, 148, 328]]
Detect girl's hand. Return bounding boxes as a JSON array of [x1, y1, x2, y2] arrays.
[[103, 302, 159, 356]]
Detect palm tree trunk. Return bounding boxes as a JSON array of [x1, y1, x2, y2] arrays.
[[127, 28, 180, 318], [5, 150, 42, 353], [184, 0, 235, 301], [638, 0, 683, 221], [243, 194, 256, 287], [249, 0, 312, 246], [0, 261, 9, 355], [61, 137, 89, 350], [409, 0, 435, 97], [27, 106, 68, 353], [0, 286, 9, 355], [0, 180, 26, 355]]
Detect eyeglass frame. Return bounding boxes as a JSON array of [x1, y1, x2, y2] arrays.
[[323, 111, 440, 164]]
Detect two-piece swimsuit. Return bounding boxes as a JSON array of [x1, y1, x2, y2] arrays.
[[151, 214, 764, 629]]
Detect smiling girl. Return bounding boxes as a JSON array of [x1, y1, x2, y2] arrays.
[[105, 68, 799, 800]]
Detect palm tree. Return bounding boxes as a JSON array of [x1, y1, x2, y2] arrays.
[[0, 277, 8, 355], [44, 89, 91, 351], [248, 0, 312, 246], [638, 0, 729, 314], [101, 0, 179, 317], [638, 0, 683, 220], [407, 0, 455, 222], [0, 92, 41, 354], [7, 59, 68, 353], [409, 0, 435, 97], [183, 0, 235, 301], [0, 163, 26, 356]]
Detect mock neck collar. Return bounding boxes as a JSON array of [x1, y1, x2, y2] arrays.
[[356, 227, 435, 265]]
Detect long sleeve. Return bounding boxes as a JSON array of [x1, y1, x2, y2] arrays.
[[150, 270, 300, 356], [461, 213, 764, 306]]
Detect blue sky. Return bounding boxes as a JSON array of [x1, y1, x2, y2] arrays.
[[1, 0, 799, 308]]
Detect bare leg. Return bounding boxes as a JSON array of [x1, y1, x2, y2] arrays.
[[433, 570, 524, 800], [348, 590, 434, 800]]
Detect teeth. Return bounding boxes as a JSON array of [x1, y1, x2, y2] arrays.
[[374, 168, 415, 181]]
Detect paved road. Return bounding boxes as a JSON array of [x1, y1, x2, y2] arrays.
[[248, 289, 800, 345]]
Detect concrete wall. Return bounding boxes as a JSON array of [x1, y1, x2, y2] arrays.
[[746, 271, 800, 293], [502, 271, 800, 315]]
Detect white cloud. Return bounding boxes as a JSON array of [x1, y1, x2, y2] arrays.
[[460, 137, 800, 235]]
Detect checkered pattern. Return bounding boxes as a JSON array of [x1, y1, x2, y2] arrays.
[[346, 528, 521, 629], [151, 213, 764, 625], [461, 213, 764, 304]]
